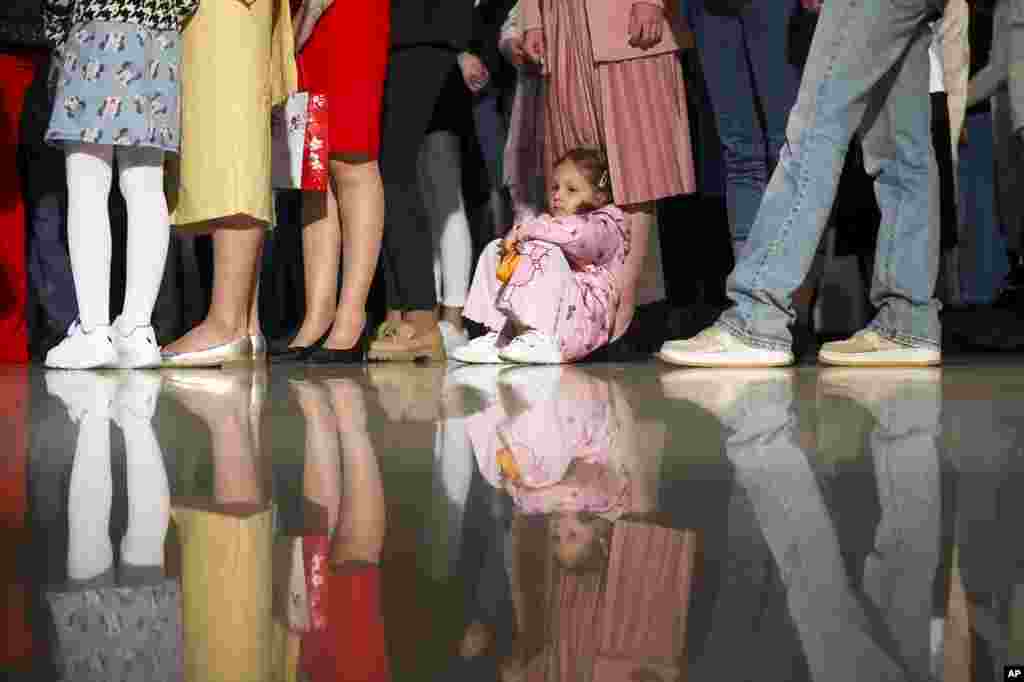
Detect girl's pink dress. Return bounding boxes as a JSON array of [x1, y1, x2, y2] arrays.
[[536, 0, 696, 206], [463, 206, 630, 361]]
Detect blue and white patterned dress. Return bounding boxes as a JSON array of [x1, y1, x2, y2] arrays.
[[43, 0, 198, 151]]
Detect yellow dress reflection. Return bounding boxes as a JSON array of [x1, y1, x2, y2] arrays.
[[165, 369, 274, 682]]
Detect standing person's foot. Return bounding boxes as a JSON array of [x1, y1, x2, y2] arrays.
[[112, 318, 162, 369], [160, 319, 252, 368], [305, 321, 370, 365], [367, 322, 445, 363], [45, 321, 118, 370], [658, 327, 794, 368], [374, 311, 404, 341], [271, 327, 332, 364], [817, 329, 941, 367]]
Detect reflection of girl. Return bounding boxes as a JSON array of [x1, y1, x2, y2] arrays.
[[465, 366, 692, 680], [467, 366, 631, 518], [43, 371, 179, 681]]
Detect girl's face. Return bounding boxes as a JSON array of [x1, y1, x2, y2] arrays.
[[549, 161, 600, 217]]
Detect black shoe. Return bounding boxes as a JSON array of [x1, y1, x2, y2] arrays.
[[267, 330, 299, 355], [269, 327, 331, 364], [303, 325, 369, 365]]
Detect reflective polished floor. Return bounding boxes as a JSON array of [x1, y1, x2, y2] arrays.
[[3, 358, 1023, 681]]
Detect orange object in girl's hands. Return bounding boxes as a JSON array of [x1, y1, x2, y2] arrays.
[[497, 234, 521, 283], [496, 252, 520, 283], [497, 447, 522, 483]]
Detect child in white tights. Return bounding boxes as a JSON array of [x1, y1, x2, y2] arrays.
[[42, 0, 196, 368]]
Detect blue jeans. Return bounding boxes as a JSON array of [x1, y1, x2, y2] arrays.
[[958, 111, 1008, 304], [687, 0, 802, 250], [718, 0, 944, 350]]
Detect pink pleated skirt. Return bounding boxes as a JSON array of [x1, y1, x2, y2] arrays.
[[542, 0, 696, 206]]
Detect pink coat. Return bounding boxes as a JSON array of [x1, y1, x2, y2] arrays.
[[520, 0, 693, 66]]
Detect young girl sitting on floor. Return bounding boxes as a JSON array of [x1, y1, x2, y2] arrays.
[[452, 147, 629, 365]]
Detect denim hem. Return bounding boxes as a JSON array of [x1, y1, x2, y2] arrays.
[[714, 319, 792, 352], [866, 322, 941, 350]]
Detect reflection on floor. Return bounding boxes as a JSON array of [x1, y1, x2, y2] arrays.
[[2, 359, 1024, 681]]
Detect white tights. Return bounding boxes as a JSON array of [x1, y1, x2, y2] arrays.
[[419, 131, 473, 308], [65, 143, 170, 333]]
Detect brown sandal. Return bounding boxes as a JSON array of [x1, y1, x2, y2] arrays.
[[367, 322, 445, 362]]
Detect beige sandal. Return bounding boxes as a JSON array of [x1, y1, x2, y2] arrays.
[[367, 322, 446, 362]]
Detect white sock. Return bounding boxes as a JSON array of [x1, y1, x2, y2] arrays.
[[116, 146, 169, 331], [420, 131, 473, 308], [66, 144, 114, 332]]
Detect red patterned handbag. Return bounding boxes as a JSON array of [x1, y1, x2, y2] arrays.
[[271, 91, 329, 192]]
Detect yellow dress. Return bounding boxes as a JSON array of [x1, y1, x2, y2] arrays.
[[173, 505, 276, 682], [167, 0, 298, 230]]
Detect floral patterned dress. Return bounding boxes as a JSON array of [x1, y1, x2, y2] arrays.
[[43, 0, 198, 151]]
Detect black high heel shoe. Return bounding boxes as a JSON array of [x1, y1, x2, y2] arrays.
[[303, 324, 369, 365], [269, 327, 332, 364]]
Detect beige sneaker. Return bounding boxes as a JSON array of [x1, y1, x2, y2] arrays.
[[817, 330, 940, 367], [657, 327, 794, 368]]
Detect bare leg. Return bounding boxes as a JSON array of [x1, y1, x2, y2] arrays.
[[326, 156, 385, 351], [614, 204, 656, 338], [249, 236, 264, 339], [293, 190, 340, 348], [163, 217, 265, 354]]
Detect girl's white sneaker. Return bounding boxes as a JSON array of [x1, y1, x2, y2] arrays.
[[45, 321, 118, 370], [498, 330, 566, 364], [451, 331, 511, 364], [112, 319, 162, 369]]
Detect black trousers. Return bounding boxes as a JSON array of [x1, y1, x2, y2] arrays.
[[378, 46, 459, 311]]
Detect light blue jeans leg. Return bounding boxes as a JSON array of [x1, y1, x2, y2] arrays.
[[718, 0, 944, 350], [860, 29, 942, 348]]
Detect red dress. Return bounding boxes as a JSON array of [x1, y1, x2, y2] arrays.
[[0, 50, 37, 363], [296, 0, 390, 159]]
